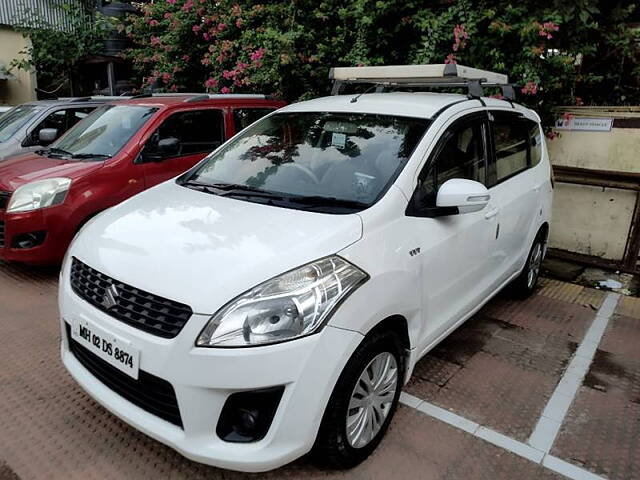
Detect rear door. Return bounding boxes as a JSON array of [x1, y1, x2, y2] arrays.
[[486, 111, 542, 283], [139, 108, 225, 188]]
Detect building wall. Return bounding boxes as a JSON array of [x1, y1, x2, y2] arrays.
[[0, 26, 37, 106], [547, 107, 640, 261]]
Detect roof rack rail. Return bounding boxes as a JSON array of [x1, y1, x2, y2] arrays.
[[329, 64, 516, 101], [183, 93, 268, 102]]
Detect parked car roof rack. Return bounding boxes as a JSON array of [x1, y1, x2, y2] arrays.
[[329, 64, 516, 100], [183, 93, 268, 102]]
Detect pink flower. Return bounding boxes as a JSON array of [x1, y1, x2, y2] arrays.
[[202, 33, 210, 41], [150, 36, 161, 46], [546, 131, 559, 140], [222, 69, 236, 79], [452, 24, 469, 51], [192, 24, 201, 33], [221, 87, 231, 94], [201, 57, 211, 65], [445, 53, 457, 64], [205, 77, 219, 88], [232, 4, 242, 16], [236, 18, 244, 27], [166, 0, 176, 4], [149, 19, 159, 27], [169, 84, 178, 92], [538, 21, 559, 39], [182, 0, 194, 12], [521, 81, 538, 95], [163, 12, 172, 19], [182, 54, 190, 61], [162, 72, 172, 83], [250, 47, 266, 62], [217, 23, 226, 31]]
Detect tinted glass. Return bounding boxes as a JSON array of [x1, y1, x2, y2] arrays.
[[185, 112, 430, 210], [528, 121, 542, 167], [55, 105, 157, 158], [147, 109, 224, 157], [420, 121, 486, 205], [492, 118, 528, 182], [233, 108, 275, 131], [0, 105, 42, 143]]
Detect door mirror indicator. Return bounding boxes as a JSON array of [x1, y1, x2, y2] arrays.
[[38, 128, 58, 145], [436, 178, 490, 214]]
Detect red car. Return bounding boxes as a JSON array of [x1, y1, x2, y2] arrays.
[[0, 94, 286, 264]]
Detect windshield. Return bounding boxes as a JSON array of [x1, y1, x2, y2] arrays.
[[0, 105, 42, 143], [181, 112, 430, 213], [51, 105, 157, 159]]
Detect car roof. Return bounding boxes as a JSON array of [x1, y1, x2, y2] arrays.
[[279, 92, 537, 121]]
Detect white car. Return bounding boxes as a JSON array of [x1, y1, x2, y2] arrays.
[[60, 65, 552, 472]]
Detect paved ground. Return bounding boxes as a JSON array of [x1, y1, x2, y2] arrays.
[[0, 260, 638, 480]]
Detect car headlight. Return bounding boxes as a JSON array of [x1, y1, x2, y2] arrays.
[[196, 256, 368, 347], [7, 177, 72, 213]]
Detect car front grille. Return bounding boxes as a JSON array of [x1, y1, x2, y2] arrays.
[[66, 323, 183, 428], [0, 191, 10, 210], [70, 257, 193, 339], [0, 222, 5, 248]]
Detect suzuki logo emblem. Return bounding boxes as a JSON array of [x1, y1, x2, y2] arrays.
[[101, 283, 120, 310]]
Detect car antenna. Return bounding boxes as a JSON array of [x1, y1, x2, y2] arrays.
[[350, 84, 380, 103]]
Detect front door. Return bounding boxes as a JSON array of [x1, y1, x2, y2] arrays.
[[139, 108, 226, 188], [409, 113, 499, 351]]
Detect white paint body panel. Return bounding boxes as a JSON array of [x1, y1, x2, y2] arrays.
[[60, 92, 552, 472]]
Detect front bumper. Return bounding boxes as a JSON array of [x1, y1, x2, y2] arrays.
[[0, 207, 72, 264], [59, 267, 364, 472]]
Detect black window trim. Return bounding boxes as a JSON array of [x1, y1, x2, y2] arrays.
[[406, 111, 490, 218]]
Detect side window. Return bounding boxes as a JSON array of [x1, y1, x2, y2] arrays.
[[25, 107, 94, 146], [528, 120, 542, 167], [489, 114, 528, 184], [419, 119, 487, 206], [67, 108, 94, 129], [145, 109, 224, 159], [233, 108, 275, 131]]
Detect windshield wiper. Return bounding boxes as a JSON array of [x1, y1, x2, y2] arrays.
[[70, 153, 112, 160], [286, 195, 370, 210], [43, 147, 73, 157], [209, 183, 285, 200], [181, 180, 286, 200]]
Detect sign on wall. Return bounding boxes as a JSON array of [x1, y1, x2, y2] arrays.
[[555, 116, 613, 132]]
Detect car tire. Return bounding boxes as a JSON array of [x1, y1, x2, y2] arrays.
[[512, 232, 546, 297], [313, 329, 404, 469]]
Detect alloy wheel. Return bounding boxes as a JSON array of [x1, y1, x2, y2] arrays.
[[527, 242, 543, 289], [346, 352, 398, 449]]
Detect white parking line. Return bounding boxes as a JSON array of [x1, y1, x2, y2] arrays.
[[528, 292, 620, 452], [400, 291, 621, 480]]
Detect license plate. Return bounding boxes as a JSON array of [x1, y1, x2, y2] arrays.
[[71, 318, 140, 380]]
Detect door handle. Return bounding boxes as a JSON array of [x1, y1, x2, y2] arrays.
[[484, 208, 499, 219]]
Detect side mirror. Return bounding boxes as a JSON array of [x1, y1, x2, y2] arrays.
[[38, 128, 58, 145], [436, 178, 490, 214], [157, 137, 180, 157]]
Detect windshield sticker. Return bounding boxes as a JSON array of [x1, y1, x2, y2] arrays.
[[331, 132, 347, 150], [353, 172, 375, 198]]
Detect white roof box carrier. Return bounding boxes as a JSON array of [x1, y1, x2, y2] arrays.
[[329, 64, 515, 100]]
